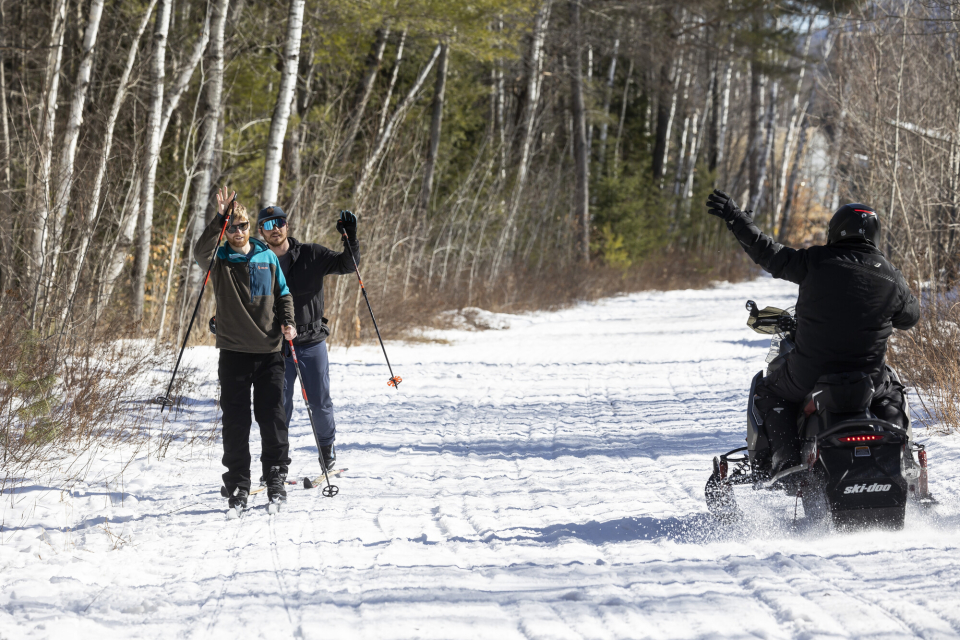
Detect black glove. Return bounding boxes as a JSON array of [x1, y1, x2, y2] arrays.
[[706, 189, 741, 223], [336, 210, 357, 240]]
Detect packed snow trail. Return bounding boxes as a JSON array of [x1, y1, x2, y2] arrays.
[[3, 277, 960, 639]]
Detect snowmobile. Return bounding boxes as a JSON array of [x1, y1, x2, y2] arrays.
[[705, 300, 935, 529]]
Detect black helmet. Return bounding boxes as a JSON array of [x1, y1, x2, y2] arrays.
[[827, 203, 880, 246]]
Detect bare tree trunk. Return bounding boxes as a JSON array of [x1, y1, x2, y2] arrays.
[[98, 173, 141, 319], [47, 0, 104, 306], [261, 0, 305, 209], [750, 78, 778, 213], [490, 0, 551, 279], [652, 56, 679, 181], [0, 48, 9, 191], [612, 58, 632, 177], [62, 0, 159, 328], [184, 0, 229, 301], [747, 61, 764, 207], [377, 29, 407, 141], [339, 26, 390, 163], [158, 7, 212, 143], [570, 0, 589, 263], [773, 19, 813, 226], [131, 0, 172, 324], [355, 43, 442, 200], [598, 38, 618, 172], [779, 86, 815, 242], [27, 0, 66, 326], [716, 57, 732, 179], [419, 42, 449, 210]]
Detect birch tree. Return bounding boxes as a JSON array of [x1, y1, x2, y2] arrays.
[[47, 0, 104, 305], [260, 0, 306, 209], [131, 0, 172, 322], [569, 0, 589, 263], [26, 0, 66, 315], [63, 0, 159, 327], [419, 42, 449, 210]]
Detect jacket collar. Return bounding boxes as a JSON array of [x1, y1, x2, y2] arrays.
[[828, 239, 883, 256], [285, 235, 303, 262], [218, 237, 269, 262]]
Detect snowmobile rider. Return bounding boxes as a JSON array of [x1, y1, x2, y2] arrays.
[[196, 187, 297, 512], [706, 190, 920, 476], [258, 205, 360, 472]]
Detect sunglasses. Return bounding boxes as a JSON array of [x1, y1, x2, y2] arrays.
[[261, 218, 287, 231], [227, 222, 249, 233]]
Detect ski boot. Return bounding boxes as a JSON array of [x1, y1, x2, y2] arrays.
[[225, 487, 249, 520], [319, 444, 336, 472], [266, 466, 287, 514]]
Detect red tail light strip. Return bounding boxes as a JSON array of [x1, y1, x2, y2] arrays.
[[838, 434, 884, 443]]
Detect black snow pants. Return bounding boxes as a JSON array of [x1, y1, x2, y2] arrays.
[[218, 349, 291, 492], [755, 365, 908, 470]]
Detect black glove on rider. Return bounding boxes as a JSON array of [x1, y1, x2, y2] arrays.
[[706, 189, 742, 223], [336, 210, 357, 240]]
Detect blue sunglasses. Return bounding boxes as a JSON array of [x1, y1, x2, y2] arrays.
[[261, 218, 287, 231]]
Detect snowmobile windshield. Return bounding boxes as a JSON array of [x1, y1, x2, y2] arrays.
[[747, 306, 791, 335]]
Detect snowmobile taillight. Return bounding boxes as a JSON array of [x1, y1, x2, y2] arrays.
[[838, 434, 884, 443], [803, 399, 816, 416], [719, 459, 728, 479]]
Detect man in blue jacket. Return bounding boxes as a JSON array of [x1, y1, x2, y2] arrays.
[[195, 188, 297, 512], [258, 205, 360, 471]]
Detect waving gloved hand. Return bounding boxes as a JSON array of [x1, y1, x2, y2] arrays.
[[336, 210, 358, 240], [706, 189, 742, 223]]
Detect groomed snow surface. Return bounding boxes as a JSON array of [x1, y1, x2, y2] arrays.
[[3, 276, 960, 640]]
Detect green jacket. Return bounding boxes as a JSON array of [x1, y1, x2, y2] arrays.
[[195, 216, 295, 354]]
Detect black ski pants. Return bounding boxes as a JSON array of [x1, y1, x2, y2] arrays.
[[218, 349, 290, 492], [755, 367, 909, 468]]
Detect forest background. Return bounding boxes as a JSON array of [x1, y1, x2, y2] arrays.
[[6, 0, 960, 462]]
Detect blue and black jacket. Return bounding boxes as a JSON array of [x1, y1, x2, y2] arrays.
[[195, 215, 295, 354]]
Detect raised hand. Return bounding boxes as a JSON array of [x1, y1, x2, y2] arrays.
[[216, 186, 237, 219], [706, 189, 741, 222]]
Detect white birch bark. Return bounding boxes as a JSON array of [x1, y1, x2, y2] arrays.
[[716, 57, 732, 176], [131, 0, 172, 322], [0, 50, 10, 189], [27, 0, 66, 314], [355, 43, 443, 199], [377, 29, 407, 141], [490, 0, 551, 280], [750, 78, 778, 213], [62, 0, 159, 327], [597, 38, 618, 171], [418, 42, 448, 210], [183, 0, 229, 300], [774, 20, 814, 226], [47, 0, 104, 299], [158, 8, 211, 143], [260, 0, 306, 209]]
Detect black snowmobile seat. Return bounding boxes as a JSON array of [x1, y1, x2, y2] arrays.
[[804, 371, 875, 416]]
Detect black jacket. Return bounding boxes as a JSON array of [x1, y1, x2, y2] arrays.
[[279, 235, 360, 346], [728, 213, 920, 399]]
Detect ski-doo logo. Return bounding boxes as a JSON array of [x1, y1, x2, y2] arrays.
[[843, 483, 892, 494]]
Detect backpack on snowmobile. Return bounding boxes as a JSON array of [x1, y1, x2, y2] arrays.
[[705, 300, 935, 529]]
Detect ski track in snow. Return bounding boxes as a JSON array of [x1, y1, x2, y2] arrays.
[[3, 276, 960, 639]]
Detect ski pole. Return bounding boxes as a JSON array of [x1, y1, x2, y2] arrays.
[[154, 193, 237, 412], [288, 340, 339, 497], [338, 211, 401, 390]]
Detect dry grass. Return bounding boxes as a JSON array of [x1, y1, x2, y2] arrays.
[[0, 318, 175, 492], [889, 302, 960, 435]]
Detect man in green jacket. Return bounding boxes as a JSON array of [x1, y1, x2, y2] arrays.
[[195, 187, 297, 513]]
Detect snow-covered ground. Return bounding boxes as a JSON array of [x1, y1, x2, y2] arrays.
[[3, 276, 960, 639]]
